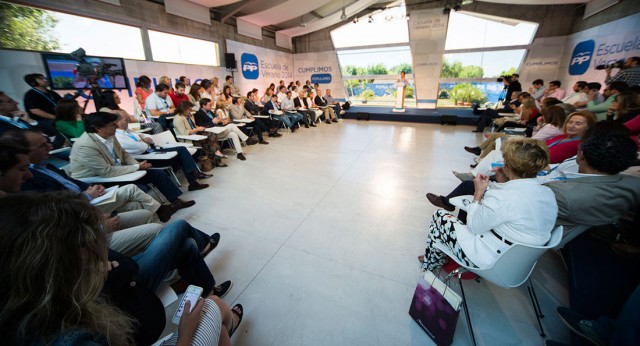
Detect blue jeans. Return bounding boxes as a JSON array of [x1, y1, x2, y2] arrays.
[[132, 220, 214, 295]]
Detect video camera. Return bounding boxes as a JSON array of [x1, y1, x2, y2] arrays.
[[69, 48, 123, 85], [595, 59, 625, 70], [496, 75, 511, 83]]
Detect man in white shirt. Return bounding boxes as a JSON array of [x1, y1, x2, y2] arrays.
[[324, 89, 344, 118], [281, 91, 304, 128], [114, 113, 211, 191], [276, 86, 288, 104], [145, 83, 175, 117], [562, 81, 589, 108]]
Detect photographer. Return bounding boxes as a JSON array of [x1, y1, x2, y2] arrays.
[[604, 57, 640, 87]]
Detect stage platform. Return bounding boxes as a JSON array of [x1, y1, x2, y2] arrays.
[[342, 105, 478, 126]]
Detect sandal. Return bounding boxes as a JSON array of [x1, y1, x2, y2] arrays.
[[201, 233, 220, 258], [229, 304, 244, 337]]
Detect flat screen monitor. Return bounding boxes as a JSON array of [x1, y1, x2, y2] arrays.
[[41, 52, 129, 90]]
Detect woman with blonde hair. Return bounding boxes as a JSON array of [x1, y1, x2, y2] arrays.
[[421, 138, 557, 271], [544, 110, 597, 163], [172, 100, 226, 162], [213, 99, 258, 160], [262, 87, 274, 105], [158, 76, 174, 92]]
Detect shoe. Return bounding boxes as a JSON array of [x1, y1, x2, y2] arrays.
[[470, 163, 477, 168], [259, 140, 269, 145], [214, 153, 227, 159], [188, 181, 209, 191], [156, 204, 177, 222], [172, 198, 196, 210], [556, 307, 606, 346], [196, 172, 213, 179], [452, 171, 474, 182], [472, 129, 483, 133], [325, 120, 331, 124], [305, 124, 309, 128], [291, 127, 296, 133], [245, 137, 258, 145], [310, 123, 317, 127], [426, 193, 455, 212], [237, 153, 246, 161], [216, 162, 228, 168], [275, 133, 283, 137], [332, 119, 338, 123], [464, 146, 481, 155], [213, 280, 233, 298], [201, 233, 220, 258], [229, 304, 244, 337]]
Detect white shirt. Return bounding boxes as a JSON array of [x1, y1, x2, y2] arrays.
[[281, 97, 296, 111], [562, 92, 588, 106], [145, 92, 173, 112], [459, 178, 558, 267], [115, 129, 149, 155], [94, 133, 140, 170], [277, 92, 287, 104]]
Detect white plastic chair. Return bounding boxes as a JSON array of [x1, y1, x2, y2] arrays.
[[150, 131, 198, 156], [552, 224, 591, 250], [434, 225, 563, 344]]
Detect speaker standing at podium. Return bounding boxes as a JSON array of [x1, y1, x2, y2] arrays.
[[394, 71, 408, 112]]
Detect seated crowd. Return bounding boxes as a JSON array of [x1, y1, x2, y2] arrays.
[[0, 73, 351, 345], [426, 65, 640, 345]]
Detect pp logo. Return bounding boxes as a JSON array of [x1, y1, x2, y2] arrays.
[[241, 53, 259, 80], [568, 40, 595, 76]]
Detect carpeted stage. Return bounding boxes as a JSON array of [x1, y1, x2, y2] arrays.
[[342, 105, 479, 126]]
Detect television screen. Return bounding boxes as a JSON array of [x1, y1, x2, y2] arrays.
[[41, 52, 129, 90]]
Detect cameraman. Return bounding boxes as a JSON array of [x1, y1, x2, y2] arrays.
[[605, 57, 640, 87]]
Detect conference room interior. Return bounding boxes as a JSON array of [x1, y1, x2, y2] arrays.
[[1, 0, 640, 345]]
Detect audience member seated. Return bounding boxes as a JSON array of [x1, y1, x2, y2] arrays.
[[0, 139, 32, 197], [472, 91, 521, 133], [169, 82, 189, 107], [305, 91, 325, 122], [280, 91, 304, 129], [200, 79, 214, 101], [135, 75, 153, 111], [264, 93, 299, 133], [99, 90, 138, 123], [223, 75, 240, 96], [420, 138, 557, 271], [188, 82, 203, 111], [213, 100, 258, 156], [324, 88, 344, 118], [314, 89, 338, 124], [158, 75, 174, 92], [22, 73, 65, 147], [245, 91, 281, 137], [262, 87, 275, 105], [542, 80, 565, 101], [114, 112, 211, 191], [605, 56, 640, 87], [528, 79, 546, 101], [293, 90, 317, 128], [607, 90, 640, 123], [0, 192, 242, 346], [69, 112, 195, 211], [179, 75, 190, 94], [220, 85, 233, 106], [229, 97, 269, 144], [173, 100, 227, 164], [543, 110, 597, 163], [211, 77, 221, 99], [276, 86, 287, 104], [0, 91, 38, 133], [586, 82, 605, 104], [54, 98, 85, 139], [145, 83, 175, 118], [586, 81, 627, 120], [494, 94, 539, 131], [561, 81, 589, 107]]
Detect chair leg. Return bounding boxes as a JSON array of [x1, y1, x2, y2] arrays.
[[168, 168, 181, 187], [149, 184, 167, 203], [526, 278, 547, 337], [458, 276, 477, 346]]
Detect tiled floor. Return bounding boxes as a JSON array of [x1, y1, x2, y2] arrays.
[[163, 119, 571, 345]]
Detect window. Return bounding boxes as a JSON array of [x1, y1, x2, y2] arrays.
[[444, 11, 538, 50], [0, 2, 145, 60], [337, 46, 414, 106], [148, 30, 219, 66], [442, 49, 527, 79]]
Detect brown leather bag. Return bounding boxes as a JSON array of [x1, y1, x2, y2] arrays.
[[198, 156, 214, 172]]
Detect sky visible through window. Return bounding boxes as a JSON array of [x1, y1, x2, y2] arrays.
[[331, 5, 409, 49]]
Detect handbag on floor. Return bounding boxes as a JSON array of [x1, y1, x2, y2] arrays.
[[198, 156, 214, 172], [409, 270, 462, 345]]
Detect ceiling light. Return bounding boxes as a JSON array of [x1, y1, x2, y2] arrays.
[[300, 16, 306, 27], [462, 0, 474, 4], [368, 15, 373, 23], [341, 8, 347, 21], [353, 16, 358, 24]]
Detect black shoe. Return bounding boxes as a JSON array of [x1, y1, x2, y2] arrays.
[[237, 153, 246, 161], [332, 119, 338, 123], [259, 140, 269, 145], [305, 124, 309, 128], [291, 127, 296, 133], [195, 172, 213, 179], [274, 132, 283, 137], [325, 120, 332, 124], [201, 233, 220, 258], [172, 198, 196, 210], [156, 204, 177, 222], [472, 129, 483, 133], [213, 280, 233, 298], [470, 163, 477, 168], [188, 181, 209, 191], [245, 136, 259, 145], [464, 146, 481, 156], [310, 123, 317, 127]]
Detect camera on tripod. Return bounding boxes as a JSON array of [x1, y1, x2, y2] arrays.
[[70, 48, 123, 86], [496, 75, 511, 83], [595, 59, 625, 70]]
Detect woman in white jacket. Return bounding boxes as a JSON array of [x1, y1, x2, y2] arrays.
[[421, 138, 558, 270]]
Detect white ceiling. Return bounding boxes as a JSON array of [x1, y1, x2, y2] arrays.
[[183, 0, 594, 42]]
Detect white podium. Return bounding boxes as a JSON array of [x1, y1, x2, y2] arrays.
[[393, 81, 406, 113]]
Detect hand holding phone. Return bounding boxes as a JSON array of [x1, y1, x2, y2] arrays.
[[172, 285, 203, 324]]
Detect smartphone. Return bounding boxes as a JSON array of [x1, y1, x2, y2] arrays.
[[172, 285, 203, 324]]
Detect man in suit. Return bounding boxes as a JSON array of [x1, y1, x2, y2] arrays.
[[293, 91, 316, 128], [314, 89, 337, 124], [244, 91, 281, 137], [229, 96, 269, 144], [264, 94, 298, 133], [69, 112, 195, 211]]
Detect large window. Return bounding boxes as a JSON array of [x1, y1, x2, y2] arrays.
[[437, 11, 538, 108], [338, 46, 415, 106], [330, 5, 409, 49], [0, 2, 145, 60], [148, 30, 219, 66]]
